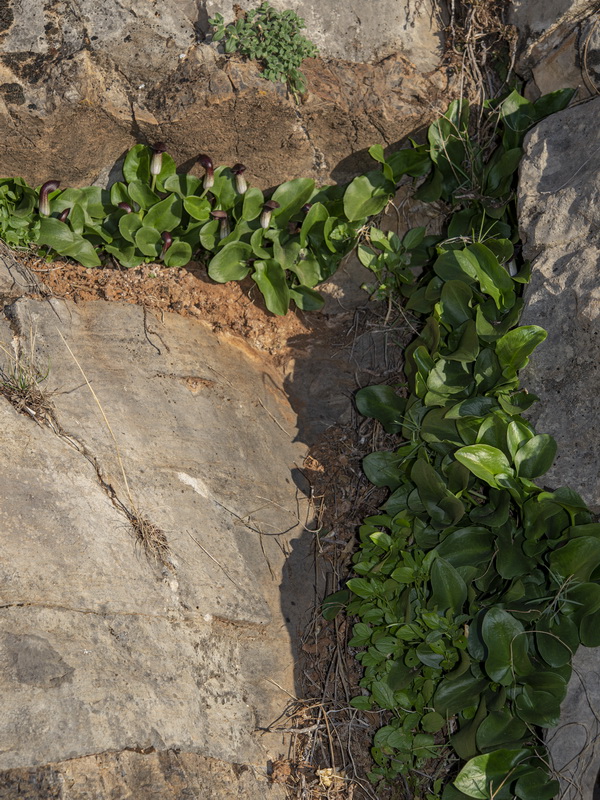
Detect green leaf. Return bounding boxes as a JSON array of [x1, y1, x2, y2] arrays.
[[300, 202, 329, 247], [434, 672, 487, 716], [118, 212, 144, 243], [475, 711, 527, 752], [343, 171, 394, 221], [372, 680, 398, 710], [271, 177, 315, 225], [454, 749, 532, 799], [533, 88, 575, 121], [251, 259, 290, 315], [495, 326, 547, 378], [163, 240, 193, 267], [436, 528, 494, 568], [207, 242, 252, 282], [163, 173, 202, 197], [135, 225, 162, 257], [430, 557, 467, 613], [445, 320, 480, 362], [455, 445, 512, 489], [183, 195, 211, 221], [362, 451, 406, 489], [143, 194, 183, 231], [123, 143, 151, 184], [321, 589, 350, 620], [514, 434, 557, 479], [237, 186, 263, 222], [127, 180, 160, 210], [355, 385, 406, 433], [439, 280, 474, 327], [422, 711, 445, 733], [347, 578, 374, 599], [500, 90, 537, 149], [550, 536, 600, 582], [514, 768, 559, 800], [36, 218, 101, 267], [289, 285, 325, 310], [482, 608, 531, 685], [446, 397, 497, 418]]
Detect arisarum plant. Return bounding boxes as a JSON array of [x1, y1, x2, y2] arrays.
[[198, 155, 214, 191], [38, 180, 60, 217], [231, 163, 247, 194]]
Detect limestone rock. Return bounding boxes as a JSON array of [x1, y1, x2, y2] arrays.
[[519, 95, 600, 797], [510, 0, 600, 98], [0, 0, 453, 189], [519, 95, 600, 512], [0, 283, 311, 794], [202, 0, 446, 71]]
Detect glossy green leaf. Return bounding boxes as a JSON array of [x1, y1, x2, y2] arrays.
[[430, 557, 467, 613], [514, 434, 557, 479], [251, 259, 290, 315], [495, 326, 547, 378], [163, 240, 193, 267], [127, 180, 160, 210], [454, 748, 532, 799], [434, 672, 487, 716], [550, 537, 600, 582], [343, 171, 394, 221], [289, 285, 325, 310], [143, 194, 183, 231], [183, 195, 211, 221], [362, 451, 405, 489], [135, 225, 162, 257], [514, 768, 559, 800], [207, 242, 252, 282], [482, 608, 531, 684], [439, 280, 474, 327], [455, 445, 512, 489], [123, 143, 151, 184], [271, 177, 315, 224], [163, 173, 202, 197], [475, 711, 527, 752]]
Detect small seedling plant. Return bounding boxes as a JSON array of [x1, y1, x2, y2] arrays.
[[209, 1, 318, 100]]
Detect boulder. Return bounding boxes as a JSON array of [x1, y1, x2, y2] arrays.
[[0, 0, 453, 189], [519, 95, 600, 512], [519, 94, 600, 797]]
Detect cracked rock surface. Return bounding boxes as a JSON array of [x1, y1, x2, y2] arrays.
[[0, 0, 454, 188], [520, 95, 600, 512], [0, 264, 316, 796], [519, 95, 600, 798]]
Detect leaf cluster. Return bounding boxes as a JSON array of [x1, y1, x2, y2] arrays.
[[0, 136, 424, 315], [209, 2, 318, 99], [324, 88, 585, 799], [0, 177, 40, 249]]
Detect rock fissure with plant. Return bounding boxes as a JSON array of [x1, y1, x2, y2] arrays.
[[0, 80, 592, 799]]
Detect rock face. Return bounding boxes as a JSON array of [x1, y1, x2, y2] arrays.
[[0, 0, 453, 189], [0, 258, 315, 796], [519, 95, 600, 512], [519, 95, 600, 797], [202, 0, 445, 70], [510, 0, 600, 98]]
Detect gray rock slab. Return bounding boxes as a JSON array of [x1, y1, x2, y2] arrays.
[[0, 297, 311, 784], [519, 96, 600, 798], [519, 96, 600, 511]]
